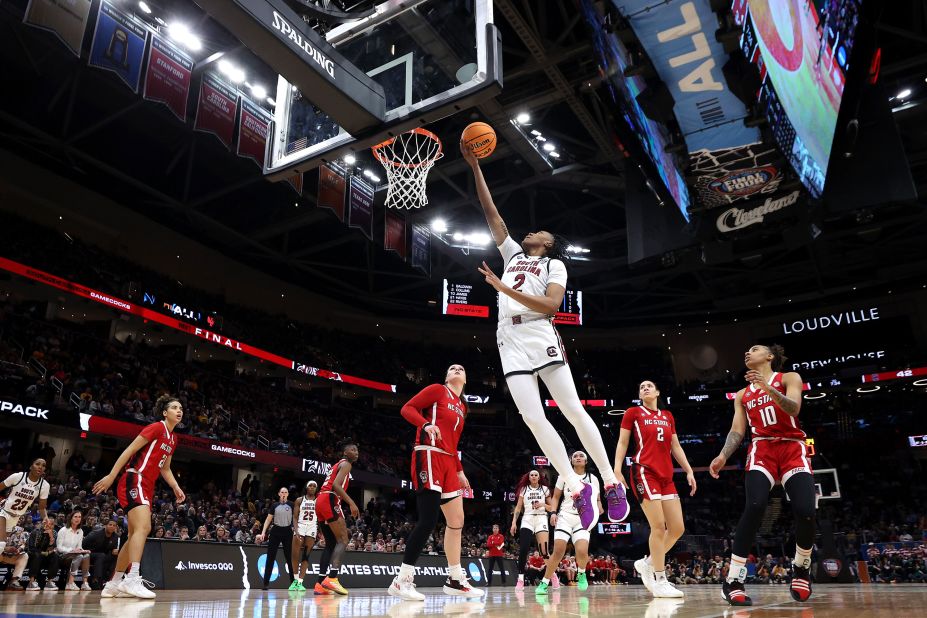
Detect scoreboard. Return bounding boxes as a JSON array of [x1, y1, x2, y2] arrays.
[[442, 279, 490, 318], [554, 290, 583, 325]]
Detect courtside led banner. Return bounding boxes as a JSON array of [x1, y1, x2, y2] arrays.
[[0, 256, 396, 393]]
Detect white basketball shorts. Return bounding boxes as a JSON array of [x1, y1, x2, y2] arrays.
[[497, 318, 566, 377]]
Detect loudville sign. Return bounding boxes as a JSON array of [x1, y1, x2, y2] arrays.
[[782, 307, 879, 334], [716, 190, 800, 232]]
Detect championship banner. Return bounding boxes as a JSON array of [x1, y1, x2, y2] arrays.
[[348, 175, 374, 240], [88, 0, 148, 93], [23, 0, 92, 57], [617, 0, 759, 152], [384, 211, 406, 258], [143, 34, 194, 121], [411, 224, 430, 274], [317, 164, 346, 221], [194, 72, 239, 149], [237, 96, 272, 168]]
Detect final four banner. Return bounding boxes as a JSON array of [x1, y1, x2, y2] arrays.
[[194, 72, 239, 149], [88, 1, 149, 93], [23, 0, 93, 57], [237, 96, 272, 168], [317, 164, 346, 222], [348, 175, 374, 240], [143, 34, 194, 121], [411, 224, 430, 274], [384, 211, 406, 258], [616, 0, 759, 152]]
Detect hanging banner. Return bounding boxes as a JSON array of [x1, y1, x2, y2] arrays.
[[687, 144, 785, 210], [617, 0, 759, 152], [348, 175, 374, 240], [88, 0, 148, 93], [23, 0, 93, 57], [194, 72, 239, 149], [384, 211, 406, 258], [237, 96, 272, 168], [143, 34, 194, 121], [411, 224, 430, 274], [317, 164, 346, 222]]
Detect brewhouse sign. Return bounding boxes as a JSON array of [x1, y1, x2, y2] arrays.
[[716, 191, 800, 232]]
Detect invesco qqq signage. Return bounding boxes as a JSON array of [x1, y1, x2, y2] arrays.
[[716, 190, 800, 232]]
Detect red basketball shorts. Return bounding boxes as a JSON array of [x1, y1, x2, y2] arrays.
[[116, 471, 154, 512], [629, 464, 678, 502], [315, 492, 343, 523], [411, 447, 461, 499], [746, 438, 813, 485]]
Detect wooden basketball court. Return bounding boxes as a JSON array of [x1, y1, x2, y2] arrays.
[[1, 584, 923, 618]]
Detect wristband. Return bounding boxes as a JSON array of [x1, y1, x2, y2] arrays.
[[422, 422, 433, 430]]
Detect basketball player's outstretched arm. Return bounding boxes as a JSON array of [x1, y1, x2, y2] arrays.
[[461, 139, 509, 245], [478, 261, 565, 315], [510, 495, 524, 536], [612, 428, 632, 488], [709, 392, 747, 479], [91, 434, 151, 494], [670, 434, 697, 496], [159, 454, 185, 503]]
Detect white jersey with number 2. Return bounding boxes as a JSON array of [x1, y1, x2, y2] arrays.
[[497, 236, 567, 323]]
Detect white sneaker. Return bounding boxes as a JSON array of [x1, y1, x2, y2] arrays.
[[388, 576, 426, 601], [652, 579, 684, 598], [25, 580, 40, 591], [101, 579, 123, 598], [635, 558, 654, 593], [442, 577, 485, 598], [65, 582, 80, 591], [80, 581, 92, 591], [119, 574, 156, 599], [43, 582, 58, 592]]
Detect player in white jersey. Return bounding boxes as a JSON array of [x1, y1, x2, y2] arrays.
[[510, 470, 552, 589], [291, 480, 318, 591], [462, 140, 629, 528], [537, 451, 602, 595], [0, 458, 49, 554]]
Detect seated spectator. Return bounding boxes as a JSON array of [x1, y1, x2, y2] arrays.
[[1, 525, 30, 590], [193, 525, 212, 542], [82, 519, 119, 589], [215, 526, 231, 543], [525, 551, 545, 585], [56, 511, 91, 591]]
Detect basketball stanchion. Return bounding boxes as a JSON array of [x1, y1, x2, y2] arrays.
[[371, 128, 444, 210]]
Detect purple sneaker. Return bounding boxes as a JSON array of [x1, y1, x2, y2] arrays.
[[604, 483, 630, 522], [572, 482, 596, 528]]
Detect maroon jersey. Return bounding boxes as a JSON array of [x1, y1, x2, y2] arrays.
[[319, 458, 351, 505], [126, 421, 176, 478], [401, 384, 466, 471], [741, 372, 806, 441], [621, 406, 676, 479]]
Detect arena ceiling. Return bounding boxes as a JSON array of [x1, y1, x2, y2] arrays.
[[1, 0, 926, 326]]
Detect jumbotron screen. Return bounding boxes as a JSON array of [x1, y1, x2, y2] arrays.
[[740, 0, 862, 197], [442, 279, 490, 318], [554, 290, 583, 326]]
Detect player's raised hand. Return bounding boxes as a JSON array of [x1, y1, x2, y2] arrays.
[[460, 137, 479, 167], [709, 455, 726, 479], [478, 261, 505, 292], [744, 370, 769, 391], [92, 474, 115, 495]]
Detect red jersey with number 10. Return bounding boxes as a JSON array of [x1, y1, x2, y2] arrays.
[[741, 372, 806, 441], [621, 406, 676, 479], [126, 421, 176, 478]]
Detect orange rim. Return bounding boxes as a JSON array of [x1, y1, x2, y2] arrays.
[[371, 127, 444, 169]]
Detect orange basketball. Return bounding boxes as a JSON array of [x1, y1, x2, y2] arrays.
[[462, 122, 496, 159]]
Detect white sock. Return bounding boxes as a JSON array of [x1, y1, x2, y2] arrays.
[[540, 365, 619, 487], [507, 374, 586, 493], [578, 567, 585, 574], [128, 562, 140, 577], [654, 571, 667, 583], [399, 563, 415, 580], [449, 564, 464, 581], [793, 546, 812, 569], [518, 573, 524, 582], [727, 554, 747, 583], [110, 570, 124, 583], [541, 577, 550, 585], [645, 555, 652, 566]]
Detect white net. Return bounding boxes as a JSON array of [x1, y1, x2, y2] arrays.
[[372, 128, 444, 210]]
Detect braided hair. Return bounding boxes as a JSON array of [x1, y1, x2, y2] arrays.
[[545, 234, 572, 263]]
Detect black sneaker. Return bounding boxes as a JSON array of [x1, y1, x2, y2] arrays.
[[789, 565, 813, 601], [442, 577, 484, 598], [721, 580, 752, 606]]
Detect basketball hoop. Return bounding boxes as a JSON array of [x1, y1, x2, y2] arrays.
[[372, 128, 443, 209]]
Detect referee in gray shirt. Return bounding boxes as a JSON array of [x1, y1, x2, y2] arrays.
[[256, 487, 296, 590]]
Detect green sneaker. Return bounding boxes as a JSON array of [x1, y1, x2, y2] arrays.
[[296, 581, 307, 592], [577, 572, 588, 591], [288, 580, 299, 591], [535, 580, 550, 595]]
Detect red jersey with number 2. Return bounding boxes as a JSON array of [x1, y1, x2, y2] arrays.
[[127, 421, 176, 480], [742, 372, 806, 441], [621, 406, 675, 479]]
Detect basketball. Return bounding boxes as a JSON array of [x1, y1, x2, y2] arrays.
[[462, 122, 497, 158]]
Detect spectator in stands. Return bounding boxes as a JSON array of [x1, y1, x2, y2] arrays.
[[24, 516, 60, 591], [1, 525, 29, 590], [56, 510, 91, 591], [82, 519, 119, 589], [525, 551, 545, 585]]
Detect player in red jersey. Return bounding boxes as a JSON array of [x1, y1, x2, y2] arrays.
[[312, 440, 360, 596], [387, 364, 483, 601], [614, 380, 696, 599], [92, 395, 185, 599], [710, 345, 816, 606]]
